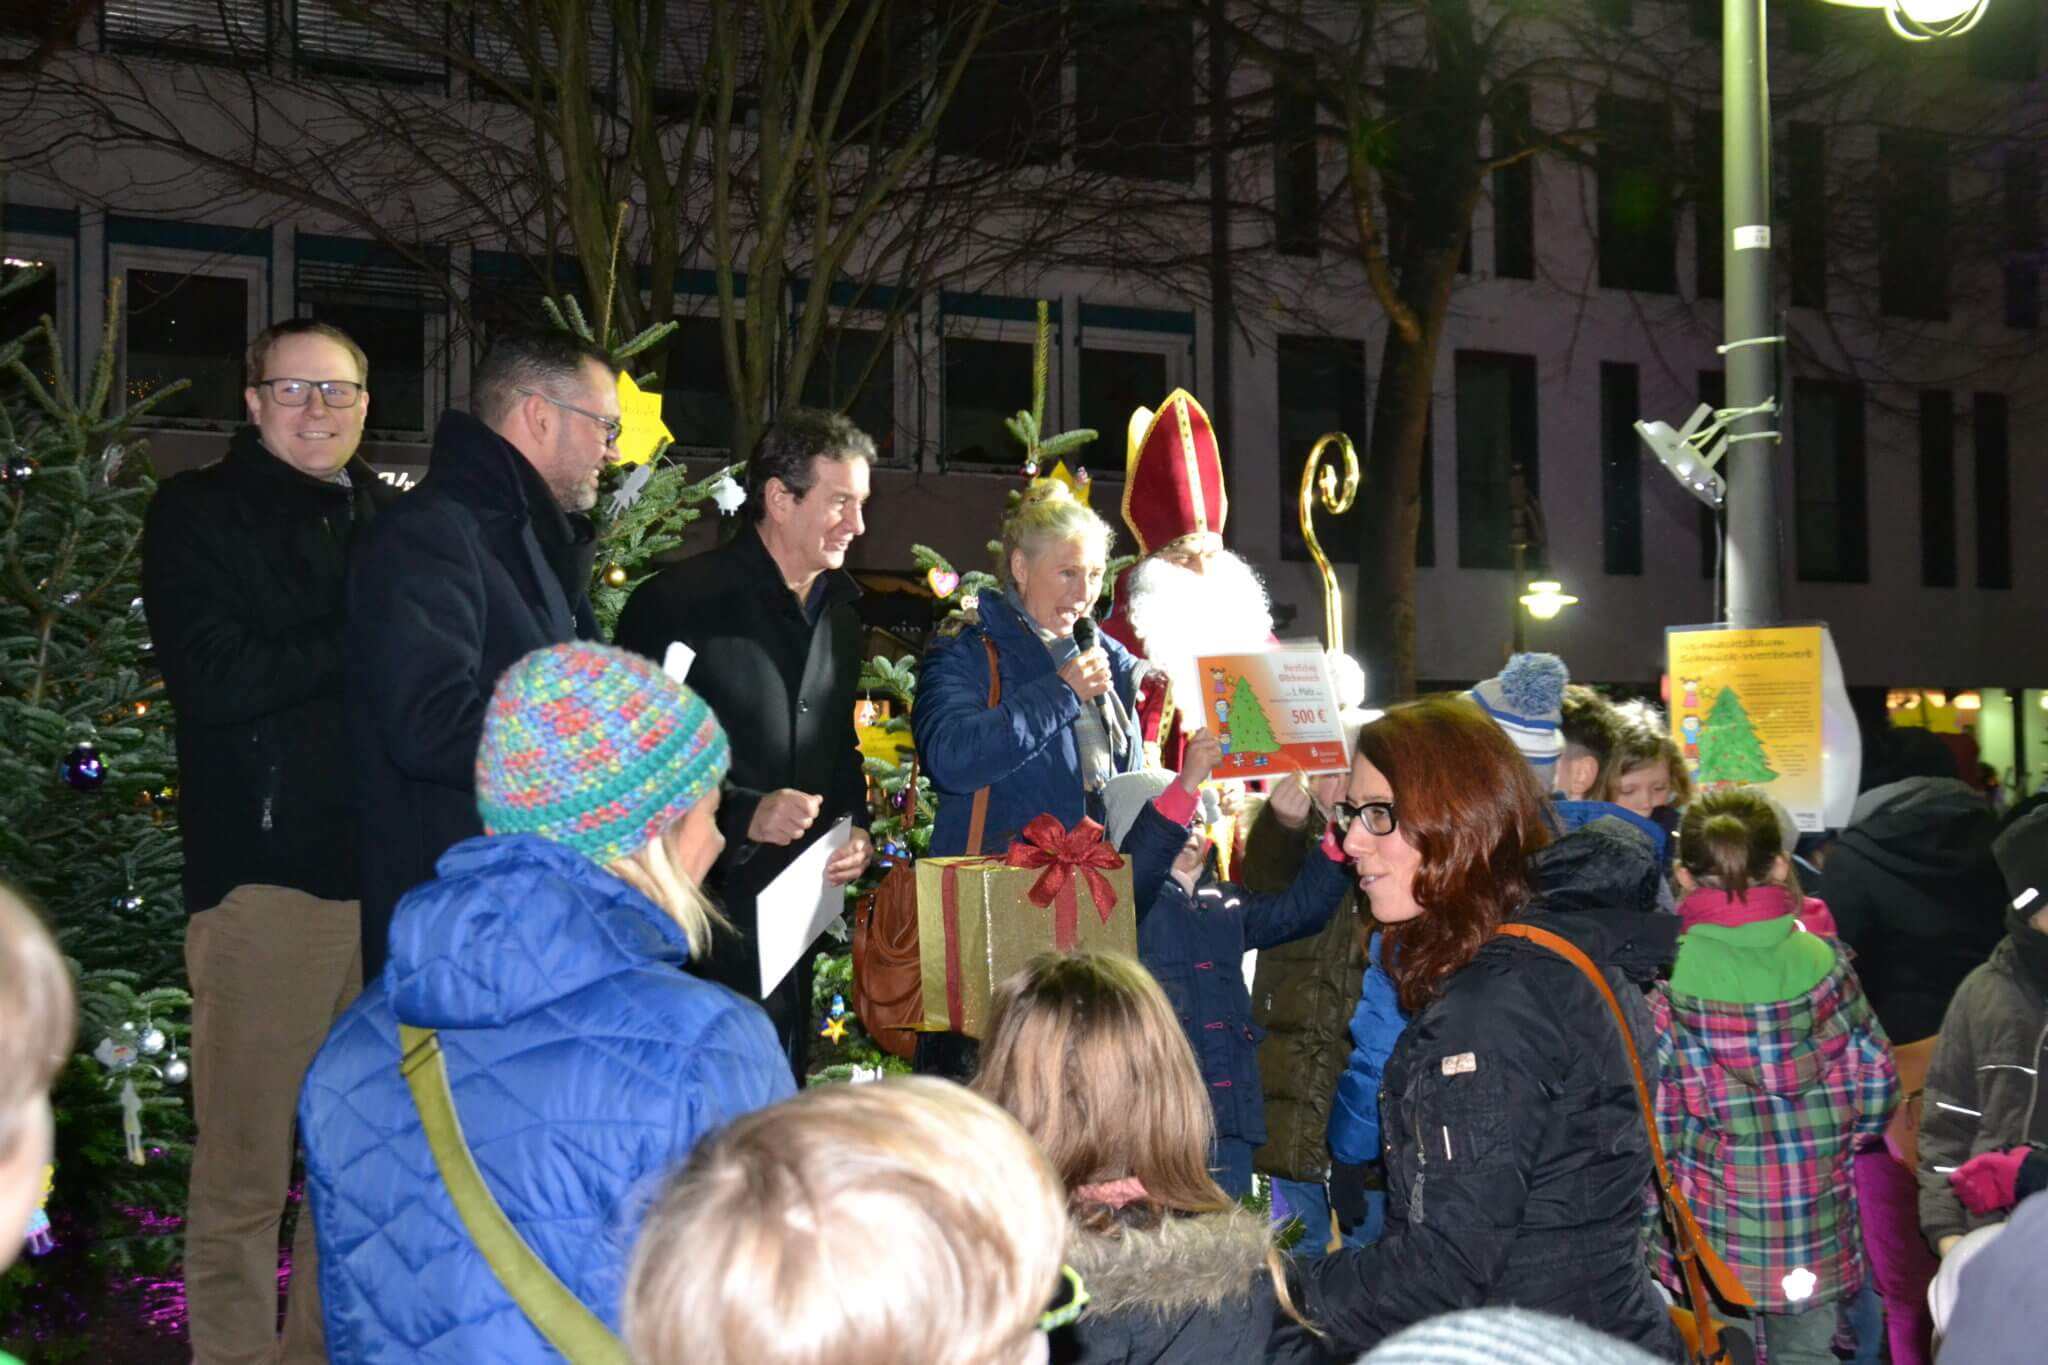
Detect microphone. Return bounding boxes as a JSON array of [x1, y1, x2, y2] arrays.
[[1070, 616, 1118, 737]]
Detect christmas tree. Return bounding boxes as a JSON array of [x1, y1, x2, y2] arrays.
[[0, 268, 198, 1341], [1223, 675, 1281, 754], [1695, 685, 1777, 786]]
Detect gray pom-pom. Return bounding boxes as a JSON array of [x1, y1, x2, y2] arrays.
[[1498, 653, 1568, 718]]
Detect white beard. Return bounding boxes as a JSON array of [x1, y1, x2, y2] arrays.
[[1122, 551, 1273, 711]]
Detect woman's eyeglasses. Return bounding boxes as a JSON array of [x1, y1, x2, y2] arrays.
[[1333, 799, 1398, 838]]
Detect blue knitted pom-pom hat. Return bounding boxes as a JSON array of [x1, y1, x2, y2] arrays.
[[475, 642, 730, 867], [1467, 652, 1568, 775]]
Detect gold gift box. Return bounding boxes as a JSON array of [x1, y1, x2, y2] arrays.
[[915, 854, 1136, 1038]]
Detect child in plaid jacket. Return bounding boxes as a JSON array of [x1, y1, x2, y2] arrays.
[[1652, 790, 1898, 1365]]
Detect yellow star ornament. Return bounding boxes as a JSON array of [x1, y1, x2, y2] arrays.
[[613, 371, 672, 467], [820, 1015, 850, 1044]]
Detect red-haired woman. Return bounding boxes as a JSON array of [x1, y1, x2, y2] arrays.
[[1302, 697, 1683, 1358]]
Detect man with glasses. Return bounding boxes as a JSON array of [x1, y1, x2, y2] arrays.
[[142, 318, 392, 1365], [348, 329, 614, 984]]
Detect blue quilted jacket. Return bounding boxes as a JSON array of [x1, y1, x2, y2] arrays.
[[299, 834, 794, 1363]]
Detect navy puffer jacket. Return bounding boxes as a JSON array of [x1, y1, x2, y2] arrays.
[[300, 834, 794, 1362]]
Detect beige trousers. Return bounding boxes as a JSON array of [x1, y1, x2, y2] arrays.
[[183, 886, 362, 1365]]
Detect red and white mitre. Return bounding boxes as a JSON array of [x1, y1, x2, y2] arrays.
[[1121, 389, 1228, 557]]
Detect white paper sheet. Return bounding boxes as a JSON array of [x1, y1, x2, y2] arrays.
[[661, 641, 695, 682], [756, 816, 853, 997]]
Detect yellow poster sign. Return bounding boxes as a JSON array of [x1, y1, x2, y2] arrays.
[[1666, 624, 1826, 832]]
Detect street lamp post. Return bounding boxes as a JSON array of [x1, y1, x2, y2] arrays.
[[1670, 1, 1992, 628], [1721, 0, 1783, 629]]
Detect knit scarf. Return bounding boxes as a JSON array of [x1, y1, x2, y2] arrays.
[[1010, 589, 1130, 794]]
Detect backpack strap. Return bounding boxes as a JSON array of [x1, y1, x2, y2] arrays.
[[398, 1025, 629, 1365], [963, 634, 1001, 856], [1493, 923, 1756, 1353]]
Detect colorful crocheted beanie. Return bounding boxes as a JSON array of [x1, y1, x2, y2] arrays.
[[476, 642, 729, 866]]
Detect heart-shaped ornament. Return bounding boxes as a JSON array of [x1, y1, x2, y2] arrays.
[[927, 567, 961, 597]]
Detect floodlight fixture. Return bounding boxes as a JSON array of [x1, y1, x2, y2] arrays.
[[1820, 0, 1991, 41], [1635, 403, 1729, 509]]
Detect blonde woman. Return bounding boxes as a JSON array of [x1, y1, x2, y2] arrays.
[[973, 952, 1330, 1365], [298, 642, 794, 1363], [913, 478, 1145, 857], [1, 880, 73, 1314], [624, 1076, 1071, 1365]]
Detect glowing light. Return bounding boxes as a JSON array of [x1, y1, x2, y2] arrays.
[[1923, 690, 1948, 709], [1518, 581, 1579, 621], [1820, 0, 1991, 41], [1953, 690, 1981, 711]]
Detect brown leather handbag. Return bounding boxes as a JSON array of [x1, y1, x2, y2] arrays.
[[1495, 922, 1758, 1365], [851, 636, 999, 1060]]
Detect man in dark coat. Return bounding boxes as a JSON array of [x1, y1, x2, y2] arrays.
[[615, 409, 873, 1081], [141, 319, 391, 1365], [349, 330, 612, 978], [1818, 776, 2007, 1045]]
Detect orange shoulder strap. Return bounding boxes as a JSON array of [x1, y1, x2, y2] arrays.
[[1494, 922, 1756, 1338]]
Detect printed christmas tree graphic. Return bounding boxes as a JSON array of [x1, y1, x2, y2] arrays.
[[1695, 685, 1778, 785], [1224, 675, 1281, 753]]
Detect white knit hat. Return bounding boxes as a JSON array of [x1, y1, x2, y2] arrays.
[[1358, 1308, 1664, 1364], [1467, 654, 1568, 775]]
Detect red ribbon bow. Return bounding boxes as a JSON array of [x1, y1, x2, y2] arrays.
[[1004, 814, 1123, 950]]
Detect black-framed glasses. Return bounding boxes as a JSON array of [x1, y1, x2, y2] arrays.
[[1333, 799, 1398, 838], [256, 378, 363, 408], [517, 386, 622, 446]]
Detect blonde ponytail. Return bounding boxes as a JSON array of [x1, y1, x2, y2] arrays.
[[608, 826, 730, 958]]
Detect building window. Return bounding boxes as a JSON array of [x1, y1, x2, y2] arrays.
[[935, 0, 1061, 164], [469, 4, 614, 102], [291, 2, 446, 85], [1, 241, 68, 397], [661, 315, 736, 452], [2005, 151, 2040, 331], [298, 236, 445, 439], [121, 265, 255, 425], [1273, 77, 1320, 258], [1878, 132, 1949, 322], [1493, 85, 1535, 281], [1276, 335, 1366, 564], [1793, 379, 1866, 584], [1074, 5, 1194, 181], [101, 0, 269, 62], [1699, 372, 1724, 580], [1601, 363, 1642, 576], [1918, 390, 1956, 588], [1975, 393, 2010, 590], [1693, 111, 1723, 300], [1597, 95, 1677, 294], [1786, 123, 1827, 310], [822, 0, 925, 147], [1969, 0, 2037, 82], [801, 325, 899, 463], [943, 334, 1035, 466], [1078, 348, 1166, 461], [1454, 350, 1538, 571]]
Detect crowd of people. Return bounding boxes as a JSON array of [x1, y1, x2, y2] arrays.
[[1, 317, 2043, 1365]]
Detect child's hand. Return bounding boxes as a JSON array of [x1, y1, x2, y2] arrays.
[[1179, 729, 1222, 792], [1267, 774, 1314, 830]]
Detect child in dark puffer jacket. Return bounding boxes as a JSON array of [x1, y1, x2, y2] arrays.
[[1104, 729, 1351, 1198]]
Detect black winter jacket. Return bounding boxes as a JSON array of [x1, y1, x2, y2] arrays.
[[1052, 1206, 1334, 1365], [1813, 777, 2007, 1044], [614, 529, 867, 1003], [1243, 802, 1368, 1184], [142, 427, 391, 911], [1301, 822, 1683, 1360], [348, 410, 598, 977]]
